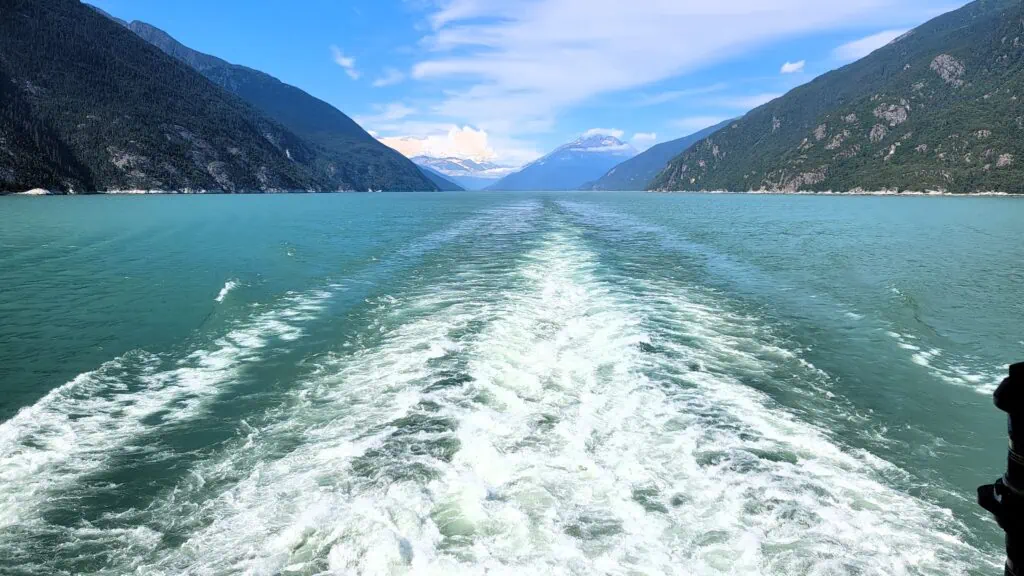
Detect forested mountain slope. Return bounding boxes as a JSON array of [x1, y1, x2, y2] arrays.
[[587, 120, 731, 190], [0, 0, 323, 192], [652, 0, 1024, 193], [127, 21, 436, 192]]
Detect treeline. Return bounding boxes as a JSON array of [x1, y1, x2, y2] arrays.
[[0, 0, 436, 193]]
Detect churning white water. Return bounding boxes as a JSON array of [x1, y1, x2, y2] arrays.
[[33, 227, 981, 575], [0, 198, 1001, 575]]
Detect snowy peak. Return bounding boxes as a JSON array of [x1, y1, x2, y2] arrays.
[[411, 156, 507, 177], [560, 134, 635, 154], [487, 133, 638, 191], [410, 156, 516, 190]]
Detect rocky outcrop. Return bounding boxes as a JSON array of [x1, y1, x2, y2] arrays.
[[930, 54, 965, 87], [650, 0, 1024, 194]]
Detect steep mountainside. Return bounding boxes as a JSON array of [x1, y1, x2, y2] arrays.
[[653, 0, 1024, 193], [125, 21, 436, 192], [488, 135, 636, 191], [417, 165, 464, 191], [587, 120, 732, 190], [411, 156, 511, 190], [0, 0, 323, 192]]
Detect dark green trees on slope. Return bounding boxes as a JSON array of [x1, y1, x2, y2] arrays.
[[126, 21, 434, 192], [586, 120, 731, 190], [0, 0, 436, 193], [1, 0, 315, 192], [652, 0, 1024, 193]]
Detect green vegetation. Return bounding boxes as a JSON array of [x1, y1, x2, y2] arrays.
[[587, 120, 731, 190], [128, 21, 436, 192], [652, 0, 1024, 194], [0, 0, 436, 193]]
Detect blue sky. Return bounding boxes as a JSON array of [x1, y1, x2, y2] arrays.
[[93, 0, 965, 168]]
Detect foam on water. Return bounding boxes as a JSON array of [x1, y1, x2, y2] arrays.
[[885, 331, 1005, 395], [0, 289, 331, 534], [214, 279, 240, 303], [60, 226, 991, 575]]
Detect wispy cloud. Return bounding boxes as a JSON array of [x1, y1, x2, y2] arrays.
[[709, 92, 782, 110], [583, 128, 625, 139], [672, 116, 731, 134], [631, 132, 658, 150], [411, 0, 940, 134], [635, 83, 729, 106], [780, 60, 805, 74], [354, 103, 417, 126], [372, 68, 406, 87], [330, 45, 360, 79], [833, 29, 908, 61]]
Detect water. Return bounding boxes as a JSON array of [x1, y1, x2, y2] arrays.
[[0, 192, 1021, 575]]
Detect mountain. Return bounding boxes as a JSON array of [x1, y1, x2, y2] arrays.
[[122, 20, 436, 192], [411, 156, 513, 190], [417, 165, 464, 191], [586, 120, 732, 190], [652, 0, 1024, 194], [1, 0, 329, 193], [488, 135, 637, 191]]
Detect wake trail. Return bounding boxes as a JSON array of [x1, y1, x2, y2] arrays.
[[0, 203, 539, 571], [65, 214, 992, 575]]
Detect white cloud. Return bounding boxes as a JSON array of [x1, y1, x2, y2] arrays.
[[412, 0, 939, 134], [671, 116, 730, 134], [372, 68, 406, 87], [631, 132, 658, 150], [330, 45, 360, 79], [710, 92, 782, 110], [636, 83, 729, 106], [354, 103, 417, 126], [378, 125, 541, 166], [583, 128, 625, 139], [780, 60, 805, 74], [833, 29, 909, 61]]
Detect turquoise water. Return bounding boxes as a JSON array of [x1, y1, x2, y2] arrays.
[[0, 192, 1021, 575]]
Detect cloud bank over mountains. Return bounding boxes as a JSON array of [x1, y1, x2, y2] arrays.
[[359, 0, 957, 166]]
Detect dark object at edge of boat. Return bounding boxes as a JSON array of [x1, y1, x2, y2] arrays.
[[979, 362, 1024, 576]]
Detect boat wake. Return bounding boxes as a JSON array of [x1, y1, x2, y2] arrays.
[[214, 279, 239, 303], [0, 203, 995, 575]]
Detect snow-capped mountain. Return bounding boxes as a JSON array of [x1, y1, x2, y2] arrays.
[[487, 134, 637, 191], [411, 156, 515, 190]]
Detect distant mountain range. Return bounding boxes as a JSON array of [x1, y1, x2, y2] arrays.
[[0, 0, 436, 193], [416, 164, 464, 191], [653, 0, 1024, 193], [586, 120, 732, 190], [488, 134, 637, 191], [4, 0, 1019, 195], [411, 156, 513, 190]]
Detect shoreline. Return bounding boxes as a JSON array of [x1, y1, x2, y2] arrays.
[[655, 189, 1018, 197], [3, 188, 1021, 197]]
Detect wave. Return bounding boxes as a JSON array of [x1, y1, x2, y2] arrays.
[[0, 202, 548, 572], [885, 331, 1005, 395], [214, 279, 239, 303], [0, 289, 333, 536], [57, 226, 989, 574]]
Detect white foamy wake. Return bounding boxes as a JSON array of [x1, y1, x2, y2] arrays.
[[85, 229, 990, 574], [214, 279, 239, 303], [886, 331, 1005, 395], [0, 289, 332, 533]]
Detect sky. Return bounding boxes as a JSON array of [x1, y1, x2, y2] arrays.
[[92, 0, 965, 169]]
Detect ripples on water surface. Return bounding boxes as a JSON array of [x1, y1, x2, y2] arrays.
[[0, 192, 1021, 575]]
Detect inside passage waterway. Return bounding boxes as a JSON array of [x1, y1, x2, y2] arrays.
[[0, 192, 1021, 575]]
